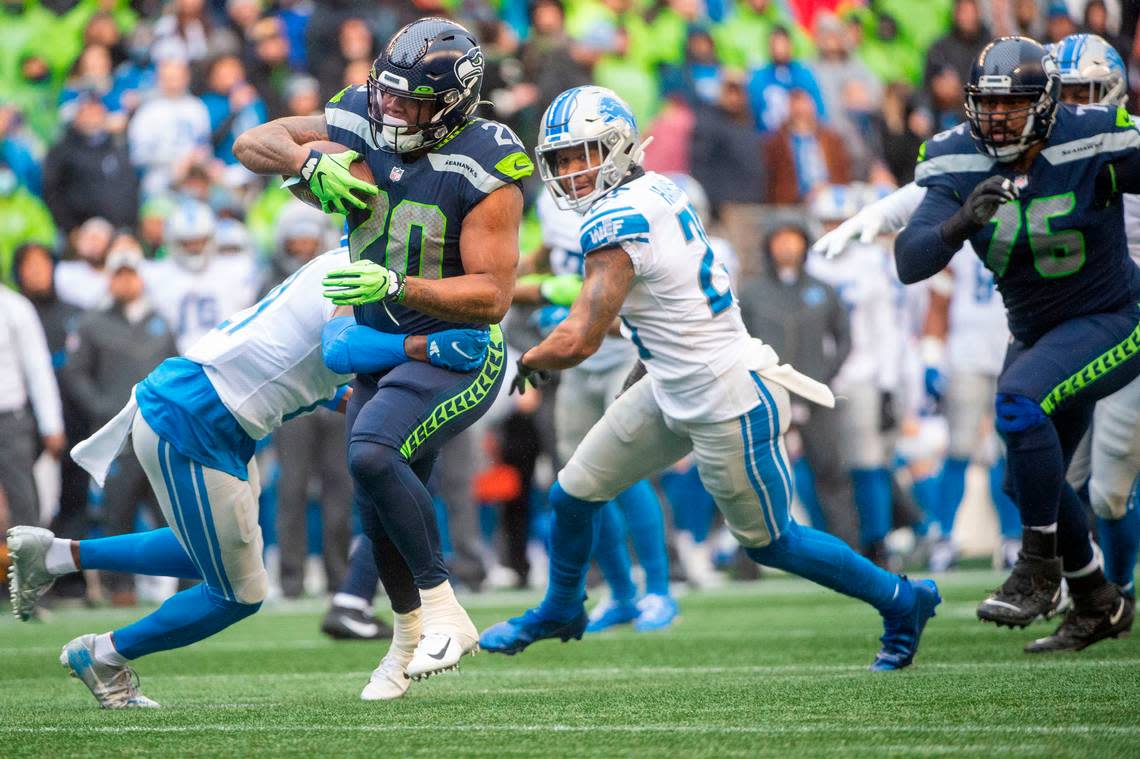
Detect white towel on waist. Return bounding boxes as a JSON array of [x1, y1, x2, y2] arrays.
[[71, 388, 138, 487], [742, 338, 836, 409]]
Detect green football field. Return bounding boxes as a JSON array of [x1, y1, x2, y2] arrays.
[[2, 569, 1137, 758]]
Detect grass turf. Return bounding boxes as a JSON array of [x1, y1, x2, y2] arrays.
[[1, 569, 1137, 758]]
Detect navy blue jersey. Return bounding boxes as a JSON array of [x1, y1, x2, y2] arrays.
[[324, 84, 533, 335], [903, 104, 1140, 343]]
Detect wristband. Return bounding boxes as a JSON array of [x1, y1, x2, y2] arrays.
[[299, 149, 322, 182]]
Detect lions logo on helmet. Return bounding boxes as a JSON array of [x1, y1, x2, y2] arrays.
[[366, 18, 484, 154], [964, 36, 1062, 162], [536, 86, 651, 212], [1051, 33, 1128, 107], [166, 201, 217, 273]]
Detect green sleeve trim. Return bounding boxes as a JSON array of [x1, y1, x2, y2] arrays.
[[328, 86, 352, 105]]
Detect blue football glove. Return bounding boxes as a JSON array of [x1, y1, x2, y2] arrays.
[[529, 304, 570, 338], [426, 328, 490, 372], [924, 366, 946, 403]]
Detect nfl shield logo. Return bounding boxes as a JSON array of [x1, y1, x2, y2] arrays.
[[390, 166, 405, 182]]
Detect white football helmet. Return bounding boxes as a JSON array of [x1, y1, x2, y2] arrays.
[[1052, 33, 1128, 106], [166, 200, 216, 272], [535, 86, 650, 212]]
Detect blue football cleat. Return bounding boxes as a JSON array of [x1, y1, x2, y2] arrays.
[[479, 607, 588, 655], [587, 598, 640, 633], [870, 578, 941, 671], [633, 593, 679, 632]]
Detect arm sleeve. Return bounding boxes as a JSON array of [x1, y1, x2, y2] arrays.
[[321, 315, 409, 375], [876, 182, 927, 232], [893, 184, 963, 285], [13, 297, 63, 436]]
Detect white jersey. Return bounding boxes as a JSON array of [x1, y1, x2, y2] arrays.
[[806, 242, 902, 392], [143, 255, 258, 354], [947, 246, 1010, 376], [537, 190, 635, 373], [185, 249, 351, 440], [578, 172, 756, 422]]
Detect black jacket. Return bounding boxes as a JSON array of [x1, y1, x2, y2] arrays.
[[736, 273, 850, 386], [61, 303, 178, 428], [690, 104, 765, 210], [42, 127, 139, 234]]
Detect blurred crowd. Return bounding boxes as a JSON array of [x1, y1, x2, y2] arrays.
[[1, 0, 1138, 605]]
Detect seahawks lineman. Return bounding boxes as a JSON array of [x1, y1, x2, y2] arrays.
[[6, 247, 489, 708], [472, 86, 940, 669], [813, 34, 1140, 601]]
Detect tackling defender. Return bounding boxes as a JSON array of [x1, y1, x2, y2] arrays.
[[234, 18, 529, 684], [6, 247, 489, 708], [893, 36, 1140, 650], [472, 86, 940, 670]]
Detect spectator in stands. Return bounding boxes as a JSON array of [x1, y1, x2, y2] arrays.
[[59, 45, 124, 131], [1082, 0, 1129, 59], [138, 195, 174, 259], [55, 217, 112, 311], [521, 0, 591, 131], [82, 10, 129, 68], [0, 158, 55, 285], [660, 26, 724, 107], [285, 75, 322, 118], [62, 241, 178, 604], [128, 57, 210, 197], [715, 0, 814, 69], [313, 16, 374, 102], [875, 84, 931, 185], [763, 88, 850, 204], [924, 0, 989, 90], [475, 15, 536, 142], [276, 0, 314, 72], [246, 16, 293, 118], [202, 54, 267, 165], [152, 0, 215, 63], [746, 25, 825, 133], [812, 14, 882, 137], [12, 242, 90, 545], [642, 0, 706, 70], [689, 71, 765, 267], [0, 104, 42, 196], [1046, 1, 1079, 43], [44, 91, 139, 235], [925, 63, 966, 133], [643, 92, 695, 175], [1005, 0, 1045, 40], [8, 54, 60, 147], [737, 221, 858, 547], [0, 266, 65, 528]]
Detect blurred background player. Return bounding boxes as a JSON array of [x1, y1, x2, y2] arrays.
[[807, 186, 904, 567]]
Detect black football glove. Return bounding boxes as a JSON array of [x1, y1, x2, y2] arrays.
[[941, 176, 1019, 248], [509, 357, 552, 396]]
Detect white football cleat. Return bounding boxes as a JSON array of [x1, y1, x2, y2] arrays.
[[406, 612, 479, 680], [7, 526, 57, 620], [60, 634, 160, 709], [360, 650, 413, 701]]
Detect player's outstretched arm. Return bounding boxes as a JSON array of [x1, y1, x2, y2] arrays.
[[813, 182, 927, 259], [233, 115, 329, 176], [521, 246, 634, 372]]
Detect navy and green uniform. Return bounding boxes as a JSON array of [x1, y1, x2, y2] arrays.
[[324, 85, 530, 601], [896, 104, 1140, 571]]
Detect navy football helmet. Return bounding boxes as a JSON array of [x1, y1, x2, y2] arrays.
[[964, 36, 1061, 162], [367, 18, 484, 153]]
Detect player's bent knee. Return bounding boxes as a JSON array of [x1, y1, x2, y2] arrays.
[[233, 567, 269, 605], [994, 393, 1047, 434], [743, 522, 800, 566], [206, 584, 262, 623], [549, 481, 604, 526], [347, 439, 402, 483]]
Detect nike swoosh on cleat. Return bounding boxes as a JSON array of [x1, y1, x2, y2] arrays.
[[981, 599, 1022, 612], [451, 342, 474, 360], [427, 640, 451, 660], [1110, 599, 1126, 626], [337, 616, 380, 638]]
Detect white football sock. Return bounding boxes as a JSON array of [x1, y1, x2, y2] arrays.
[[93, 633, 128, 667], [332, 592, 371, 614], [45, 539, 78, 575], [418, 580, 460, 616]]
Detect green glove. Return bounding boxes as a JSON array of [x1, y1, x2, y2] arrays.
[[539, 274, 583, 307], [323, 260, 406, 306], [299, 149, 377, 215], [516, 273, 552, 288]]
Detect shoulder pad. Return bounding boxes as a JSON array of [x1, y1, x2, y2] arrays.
[[429, 118, 533, 194], [915, 122, 994, 186], [578, 199, 652, 255], [324, 85, 377, 151], [1041, 104, 1140, 165]]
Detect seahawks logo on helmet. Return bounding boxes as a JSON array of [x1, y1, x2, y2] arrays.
[[454, 48, 484, 100]]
